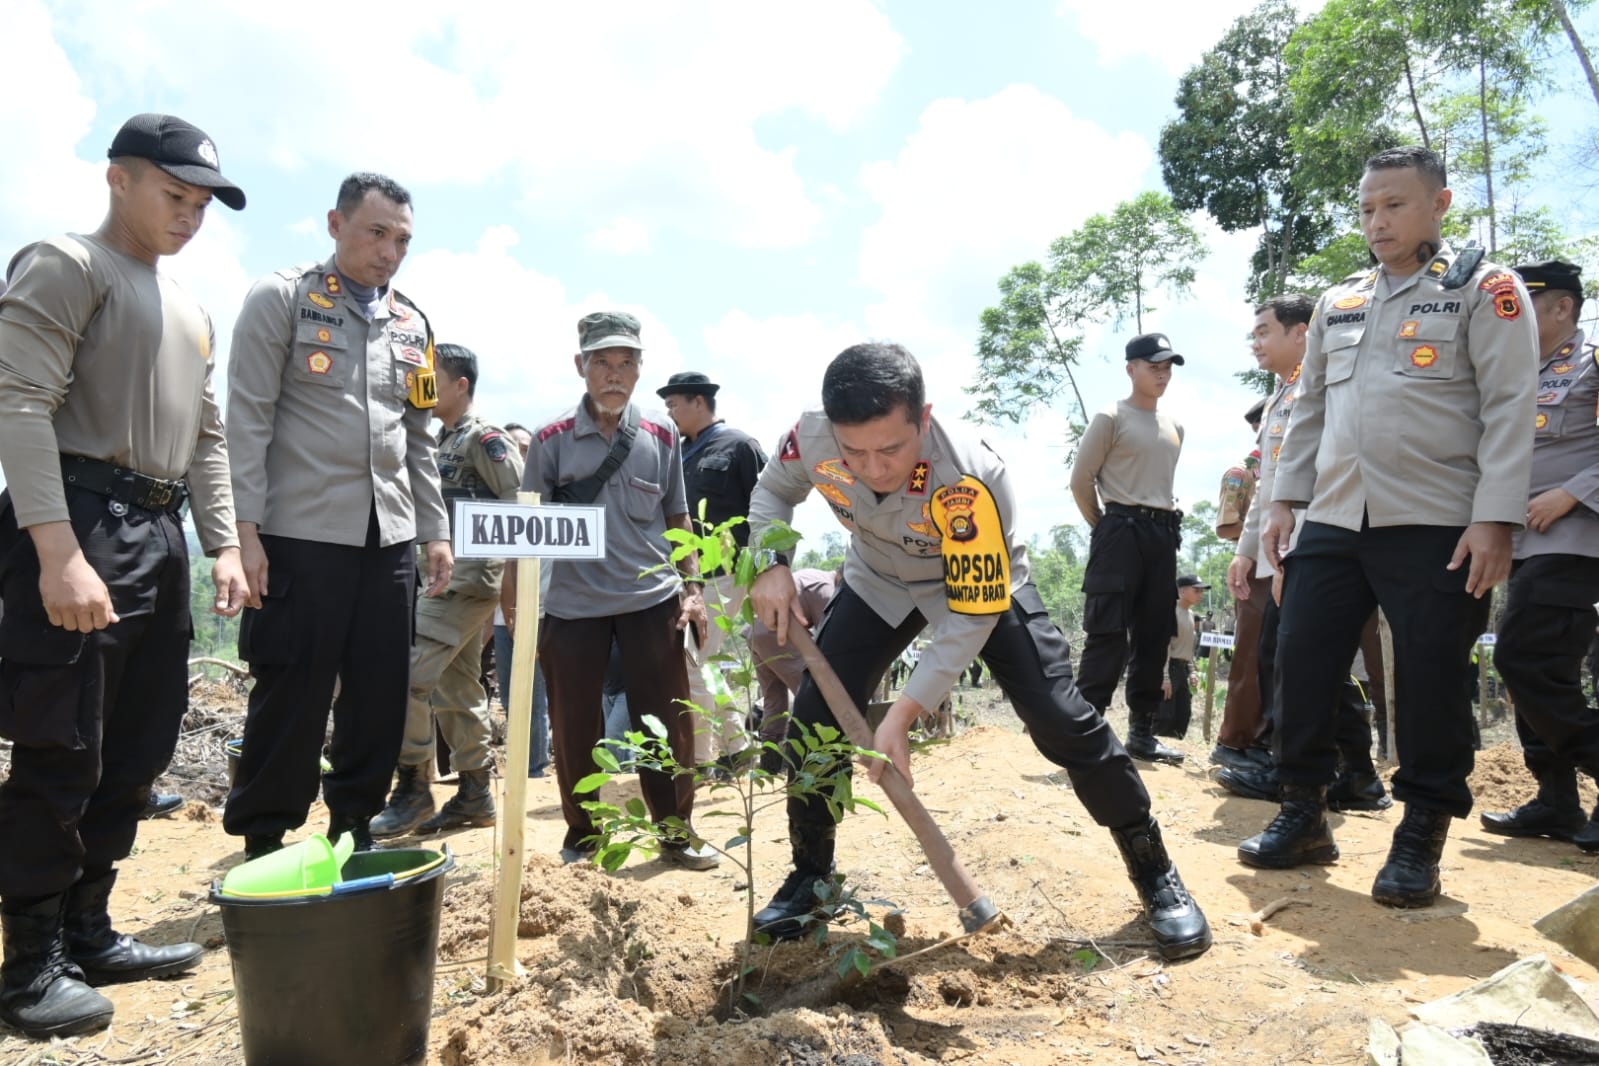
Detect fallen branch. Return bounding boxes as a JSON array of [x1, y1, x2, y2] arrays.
[[1228, 896, 1308, 936], [187, 657, 249, 677]]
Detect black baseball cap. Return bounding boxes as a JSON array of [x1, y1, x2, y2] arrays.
[[1177, 574, 1210, 590], [1126, 332, 1185, 365], [107, 114, 246, 210], [1514, 260, 1583, 296], [1244, 398, 1267, 427]]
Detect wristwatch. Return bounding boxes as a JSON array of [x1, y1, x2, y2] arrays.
[[753, 549, 791, 573]]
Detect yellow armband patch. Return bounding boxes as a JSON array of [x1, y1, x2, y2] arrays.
[[932, 475, 1010, 615], [409, 341, 438, 409]]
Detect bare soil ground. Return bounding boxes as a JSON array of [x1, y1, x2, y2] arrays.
[[3, 681, 1597, 1065]]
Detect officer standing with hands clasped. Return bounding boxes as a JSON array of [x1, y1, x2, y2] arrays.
[[371, 344, 524, 838], [1070, 334, 1188, 764], [0, 114, 247, 1038], [1480, 261, 1599, 850], [1239, 147, 1536, 908], [223, 173, 453, 860], [749, 342, 1211, 962]]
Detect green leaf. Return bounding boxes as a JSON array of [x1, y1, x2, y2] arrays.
[[573, 772, 611, 793], [625, 797, 647, 819], [1071, 947, 1100, 972], [597, 844, 632, 872], [593, 747, 622, 773], [642, 714, 668, 739]]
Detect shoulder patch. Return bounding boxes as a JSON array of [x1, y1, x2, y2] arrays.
[[778, 424, 801, 462], [1479, 271, 1517, 295], [481, 430, 508, 463], [537, 418, 576, 443]]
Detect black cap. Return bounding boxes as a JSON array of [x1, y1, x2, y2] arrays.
[[1126, 332, 1185, 365], [1177, 574, 1210, 590], [655, 371, 720, 399], [1244, 398, 1267, 427], [1514, 260, 1583, 296], [107, 114, 245, 210]]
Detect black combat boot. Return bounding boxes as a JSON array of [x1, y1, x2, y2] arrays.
[[1371, 804, 1451, 908], [244, 832, 284, 860], [1216, 764, 1280, 802], [417, 768, 496, 832], [1328, 771, 1392, 811], [369, 762, 437, 839], [0, 895, 114, 1038], [1109, 818, 1212, 960], [1237, 784, 1339, 869], [1480, 766, 1584, 841], [64, 870, 202, 985], [752, 824, 837, 942], [327, 811, 377, 852], [1574, 802, 1599, 854], [1329, 687, 1391, 811], [142, 789, 183, 818], [1125, 709, 1184, 765]]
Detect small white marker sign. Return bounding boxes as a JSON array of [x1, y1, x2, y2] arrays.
[[1199, 631, 1236, 650], [452, 500, 606, 560]]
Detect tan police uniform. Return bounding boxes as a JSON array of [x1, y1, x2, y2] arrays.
[[0, 232, 237, 901], [223, 256, 450, 841], [1268, 243, 1537, 818], [398, 412, 524, 773]]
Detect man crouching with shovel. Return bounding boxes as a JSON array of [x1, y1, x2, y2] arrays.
[[748, 342, 1211, 961]]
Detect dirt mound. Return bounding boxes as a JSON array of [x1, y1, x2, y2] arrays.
[[1469, 741, 1597, 813]]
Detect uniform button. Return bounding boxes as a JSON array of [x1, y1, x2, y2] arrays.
[[108, 501, 128, 517]]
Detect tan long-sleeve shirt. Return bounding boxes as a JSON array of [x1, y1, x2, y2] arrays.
[[1070, 400, 1183, 527], [0, 234, 236, 553]]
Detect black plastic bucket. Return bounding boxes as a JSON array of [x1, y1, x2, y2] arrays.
[[211, 847, 454, 1066]]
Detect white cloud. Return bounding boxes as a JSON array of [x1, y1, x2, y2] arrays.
[[41, 0, 905, 250], [395, 225, 689, 434], [1054, 0, 1329, 74], [586, 217, 652, 256]]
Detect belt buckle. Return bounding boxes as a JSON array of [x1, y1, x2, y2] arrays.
[[144, 480, 175, 510]]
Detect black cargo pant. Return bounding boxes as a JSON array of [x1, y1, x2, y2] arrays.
[[224, 510, 415, 837], [786, 581, 1150, 873], [0, 487, 190, 898], [1076, 506, 1180, 726], [1153, 659, 1192, 738], [1495, 554, 1599, 783], [1277, 521, 1488, 816]]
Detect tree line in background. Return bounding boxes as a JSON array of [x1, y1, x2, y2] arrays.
[[973, 0, 1599, 434], [964, 0, 1598, 636]]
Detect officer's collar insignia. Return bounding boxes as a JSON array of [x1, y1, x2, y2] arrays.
[[907, 460, 930, 496], [1427, 258, 1448, 278], [1286, 363, 1302, 386], [1558, 341, 1576, 358], [1551, 362, 1575, 375]]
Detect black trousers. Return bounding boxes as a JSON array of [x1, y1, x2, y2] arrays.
[[1495, 554, 1599, 781], [538, 597, 693, 852], [224, 512, 415, 837], [786, 581, 1150, 868], [1077, 511, 1179, 724], [1153, 659, 1192, 738], [1255, 582, 1378, 770], [1277, 521, 1488, 816], [0, 488, 190, 898]]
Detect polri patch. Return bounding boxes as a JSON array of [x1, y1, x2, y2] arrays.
[[308, 351, 333, 375], [1398, 320, 1419, 339], [1494, 292, 1521, 321], [816, 482, 851, 509], [1536, 412, 1549, 430], [778, 426, 800, 462], [482, 431, 509, 462], [931, 475, 1010, 615], [309, 292, 336, 309], [1333, 294, 1367, 310], [1410, 344, 1439, 369]]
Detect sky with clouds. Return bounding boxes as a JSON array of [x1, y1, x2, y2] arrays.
[[4, 0, 1595, 550]]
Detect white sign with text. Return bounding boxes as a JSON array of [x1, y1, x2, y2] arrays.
[[452, 500, 606, 560]]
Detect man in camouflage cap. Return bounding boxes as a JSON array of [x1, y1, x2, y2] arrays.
[[517, 311, 718, 869]]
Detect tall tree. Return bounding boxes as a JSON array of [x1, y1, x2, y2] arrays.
[[1159, 0, 1334, 300], [969, 193, 1206, 436]]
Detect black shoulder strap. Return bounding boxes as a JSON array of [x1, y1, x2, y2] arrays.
[[552, 405, 640, 503]]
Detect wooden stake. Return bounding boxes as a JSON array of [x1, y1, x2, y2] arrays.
[[487, 491, 540, 989]]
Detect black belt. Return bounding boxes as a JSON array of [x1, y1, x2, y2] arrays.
[[1106, 501, 1181, 523], [60, 455, 188, 515]]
